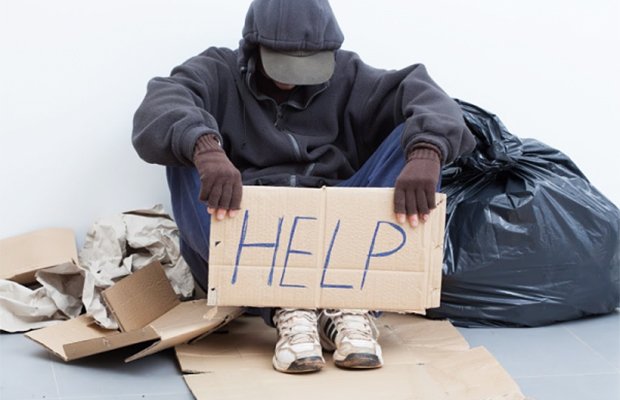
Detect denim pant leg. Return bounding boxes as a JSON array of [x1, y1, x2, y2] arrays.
[[340, 123, 441, 190], [338, 124, 406, 188], [166, 167, 211, 289], [166, 166, 274, 325], [336, 124, 407, 317]]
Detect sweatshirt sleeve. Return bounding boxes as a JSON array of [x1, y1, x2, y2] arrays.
[[348, 57, 475, 164], [396, 64, 475, 163], [132, 48, 230, 166]]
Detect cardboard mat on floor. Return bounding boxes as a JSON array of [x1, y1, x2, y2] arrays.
[[176, 313, 525, 400]]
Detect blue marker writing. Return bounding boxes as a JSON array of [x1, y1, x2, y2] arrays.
[[232, 210, 283, 285], [361, 221, 407, 289], [279, 216, 316, 288], [320, 220, 354, 289]]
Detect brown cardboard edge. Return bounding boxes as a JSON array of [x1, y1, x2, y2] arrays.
[[25, 260, 241, 362], [25, 315, 89, 361], [187, 306, 245, 343], [25, 315, 160, 361], [63, 327, 160, 361], [427, 193, 446, 308], [126, 303, 243, 362], [0, 227, 78, 284], [25, 303, 242, 362], [101, 261, 180, 332]]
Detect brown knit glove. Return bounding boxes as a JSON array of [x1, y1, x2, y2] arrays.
[[193, 134, 242, 217], [394, 144, 441, 226]]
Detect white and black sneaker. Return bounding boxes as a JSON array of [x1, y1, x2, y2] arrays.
[[272, 308, 325, 373], [319, 309, 383, 369]]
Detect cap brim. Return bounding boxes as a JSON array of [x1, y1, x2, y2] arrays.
[[260, 46, 335, 86]]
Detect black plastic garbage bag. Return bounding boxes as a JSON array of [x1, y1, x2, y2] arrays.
[[427, 100, 620, 327]]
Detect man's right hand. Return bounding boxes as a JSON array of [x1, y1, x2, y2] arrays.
[[193, 134, 242, 220]]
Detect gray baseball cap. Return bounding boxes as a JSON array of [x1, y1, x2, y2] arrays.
[[260, 46, 336, 86]]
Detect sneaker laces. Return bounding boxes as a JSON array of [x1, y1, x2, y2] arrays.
[[275, 309, 319, 345], [324, 309, 377, 342]]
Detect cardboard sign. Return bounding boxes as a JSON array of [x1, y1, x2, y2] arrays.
[[208, 187, 446, 312]]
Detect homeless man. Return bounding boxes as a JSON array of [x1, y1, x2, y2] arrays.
[[132, 0, 475, 373]]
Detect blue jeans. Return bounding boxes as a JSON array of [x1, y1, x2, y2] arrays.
[[167, 124, 410, 325]]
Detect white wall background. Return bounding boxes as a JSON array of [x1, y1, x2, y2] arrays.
[[1, 0, 619, 246]]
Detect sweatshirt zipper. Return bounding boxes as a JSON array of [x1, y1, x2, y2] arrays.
[[274, 104, 301, 187], [285, 132, 302, 161], [275, 104, 302, 162], [245, 69, 319, 166], [303, 163, 316, 176], [286, 82, 329, 111]]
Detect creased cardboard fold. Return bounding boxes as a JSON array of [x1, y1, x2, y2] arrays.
[[26, 262, 242, 362], [0, 228, 78, 284]]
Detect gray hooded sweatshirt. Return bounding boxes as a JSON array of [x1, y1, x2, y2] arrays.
[[132, 0, 475, 187]]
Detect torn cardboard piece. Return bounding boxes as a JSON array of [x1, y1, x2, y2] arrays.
[[176, 314, 525, 400], [26, 262, 242, 362], [79, 204, 194, 329], [0, 229, 83, 332], [209, 186, 446, 312], [101, 260, 180, 333], [0, 228, 78, 284], [1, 206, 194, 332]]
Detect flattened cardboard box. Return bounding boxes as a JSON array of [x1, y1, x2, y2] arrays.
[[0, 228, 78, 284], [27, 262, 242, 362], [209, 186, 446, 312], [176, 313, 525, 400]]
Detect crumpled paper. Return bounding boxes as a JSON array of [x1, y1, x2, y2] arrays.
[[0, 205, 194, 332], [79, 205, 194, 329], [0, 262, 83, 332]]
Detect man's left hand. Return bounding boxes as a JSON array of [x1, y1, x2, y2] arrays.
[[394, 144, 441, 227]]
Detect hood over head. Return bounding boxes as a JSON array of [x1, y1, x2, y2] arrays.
[[238, 0, 344, 85]]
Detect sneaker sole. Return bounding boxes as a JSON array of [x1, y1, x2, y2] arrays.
[[273, 356, 325, 374], [334, 353, 383, 369]]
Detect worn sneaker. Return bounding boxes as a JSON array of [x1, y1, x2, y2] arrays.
[[319, 309, 383, 369], [272, 308, 325, 373]]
